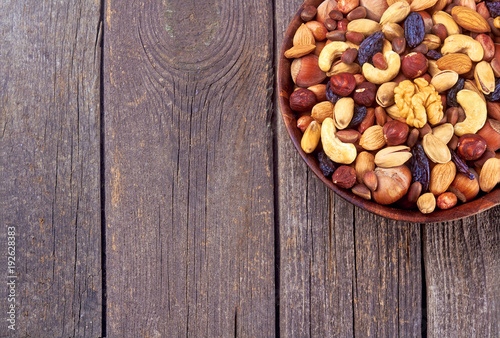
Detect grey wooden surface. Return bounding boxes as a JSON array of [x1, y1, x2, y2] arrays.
[[1, 0, 499, 336]]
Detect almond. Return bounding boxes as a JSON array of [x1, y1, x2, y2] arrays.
[[451, 6, 491, 34], [359, 125, 386, 150], [284, 45, 316, 58], [479, 158, 500, 193], [436, 53, 472, 74], [293, 24, 316, 46], [429, 161, 456, 195], [311, 101, 334, 123]]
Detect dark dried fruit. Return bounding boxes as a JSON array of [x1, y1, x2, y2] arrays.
[[318, 151, 336, 177], [486, 78, 500, 102], [426, 49, 443, 60], [410, 144, 430, 193], [486, 1, 500, 18], [357, 31, 384, 66], [326, 80, 342, 104], [450, 149, 475, 180], [447, 77, 465, 108], [405, 12, 425, 49], [347, 105, 367, 129]]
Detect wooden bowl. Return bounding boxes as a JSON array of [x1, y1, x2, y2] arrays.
[[277, 0, 500, 223]]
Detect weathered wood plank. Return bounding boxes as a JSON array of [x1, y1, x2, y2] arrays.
[[0, 0, 102, 336], [275, 0, 423, 336], [104, 0, 275, 336], [424, 207, 500, 337]]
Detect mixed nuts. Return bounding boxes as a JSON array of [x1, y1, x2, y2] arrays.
[[286, 0, 500, 215]]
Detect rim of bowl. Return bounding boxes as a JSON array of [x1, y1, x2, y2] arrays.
[[277, 0, 500, 223]]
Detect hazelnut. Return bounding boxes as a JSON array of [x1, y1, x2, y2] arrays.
[[372, 165, 412, 205], [436, 192, 458, 210], [383, 120, 410, 146], [305, 21, 328, 41], [401, 52, 429, 79], [297, 115, 314, 133], [448, 172, 480, 203], [291, 55, 327, 87], [456, 134, 487, 161], [332, 165, 357, 189], [330, 72, 356, 97], [353, 82, 377, 107], [477, 119, 500, 151], [474, 148, 496, 168], [417, 193, 436, 214], [289, 88, 317, 112]]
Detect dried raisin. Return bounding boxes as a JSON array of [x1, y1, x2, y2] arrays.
[[486, 1, 500, 17], [347, 105, 367, 129], [326, 80, 342, 104], [318, 151, 336, 177], [450, 150, 475, 180], [357, 31, 384, 66], [447, 77, 465, 107], [405, 12, 425, 49], [410, 144, 430, 193], [426, 50, 442, 60]]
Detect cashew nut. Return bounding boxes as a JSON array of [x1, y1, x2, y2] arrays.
[[318, 41, 350, 72], [441, 34, 484, 62], [432, 11, 460, 36], [455, 89, 487, 136], [321, 118, 357, 164], [362, 51, 401, 85]]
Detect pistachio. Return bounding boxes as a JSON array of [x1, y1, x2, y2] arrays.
[[430, 70, 459, 93], [374, 145, 412, 168], [422, 133, 451, 163], [474, 61, 496, 95], [334, 97, 355, 129], [431, 123, 454, 144], [376, 82, 397, 107]]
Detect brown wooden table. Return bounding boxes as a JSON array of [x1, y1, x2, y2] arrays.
[[1, 0, 499, 336]]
